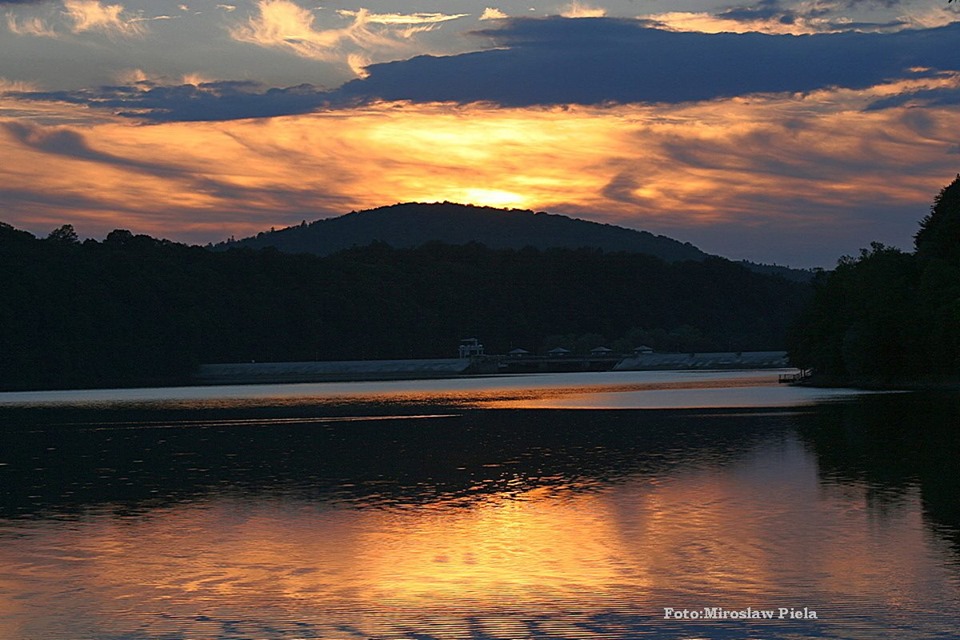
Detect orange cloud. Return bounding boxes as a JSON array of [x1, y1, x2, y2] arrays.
[[63, 0, 145, 37], [646, 8, 960, 35], [5, 13, 58, 37], [1, 76, 958, 265], [647, 10, 824, 35]]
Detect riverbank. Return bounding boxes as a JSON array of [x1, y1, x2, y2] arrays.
[[195, 351, 790, 385], [0, 352, 794, 393], [798, 374, 960, 392], [194, 358, 493, 385]]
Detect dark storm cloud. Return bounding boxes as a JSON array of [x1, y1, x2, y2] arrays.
[[10, 17, 960, 121], [717, 0, 816, 24], [332, 17, 960, 107], [867, 86, 960, 110], [1, 120, 255, 199], [837, 0, 907, 7], [717, 0, 909, 26], [0, 0, 54, 4], [13, 81, 332, 122], [3, 120, 186, 173]]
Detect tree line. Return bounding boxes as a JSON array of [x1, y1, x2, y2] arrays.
[[788, 176, 960, 383], [0, 224, 809, 390]]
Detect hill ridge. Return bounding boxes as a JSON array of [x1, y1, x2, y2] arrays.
[[218, 202, 812, 281], [218, 201, 709, 263]]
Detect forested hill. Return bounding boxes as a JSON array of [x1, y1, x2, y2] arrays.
[[216, 202, 710, 263], [1, 223, 810, 391], [788, 176, 960, 384]]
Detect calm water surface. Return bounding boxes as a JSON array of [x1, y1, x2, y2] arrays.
[[0, 370, 958, 639]]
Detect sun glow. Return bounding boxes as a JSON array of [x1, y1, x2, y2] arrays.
[[1, 81, 958, 263], [460, 188, 527, 208]]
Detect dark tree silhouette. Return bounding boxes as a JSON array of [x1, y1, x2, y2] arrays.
[[0, 226, 810, 391], [46, 224, 79, 244], [915, 175, 960, 263], [789, 176, 960, 382]]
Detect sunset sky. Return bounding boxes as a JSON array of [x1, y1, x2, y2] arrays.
[[2, 0, 959, 267]]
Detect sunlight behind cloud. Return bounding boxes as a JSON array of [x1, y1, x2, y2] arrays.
[[1, 76, 958, 265], [460, 188, 528, 209]]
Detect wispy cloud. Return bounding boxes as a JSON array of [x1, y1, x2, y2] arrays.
[[335, 9, 467, 27], [865, 71, 960, 109], [62, 0, 145, 37], [0, 76, 39, 92], [4, 0, 145, 38], [5, 11, 57, 36], [229, 1, 467, 76]]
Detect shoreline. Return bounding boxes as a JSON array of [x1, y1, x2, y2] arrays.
[[797, 374, 960, 393], [0, 360, 797, 397]]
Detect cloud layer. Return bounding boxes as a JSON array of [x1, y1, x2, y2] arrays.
[[16, 79, 331, 121], [2, 86, 957, 266], [2, 7, 960, 268], [10, 16, 960, 122], [5, 0, 145, 37], [229, 0, 468, 77], [335, 17, 960, 106]]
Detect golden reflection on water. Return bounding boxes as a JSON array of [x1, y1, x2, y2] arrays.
[[0, 370, 876, 412], [1, 432, 954, 640], [357, 489, 640, 605]]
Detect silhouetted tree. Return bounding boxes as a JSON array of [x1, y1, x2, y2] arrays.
[[789, 177, 960, 381], [0, 223, 810, 390], [915, 175, 960, 264], [46, 224, 79, 244]]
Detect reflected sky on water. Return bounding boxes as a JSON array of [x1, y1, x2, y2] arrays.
[[0, 372, 957, 639], [0, 369, 869, 410]]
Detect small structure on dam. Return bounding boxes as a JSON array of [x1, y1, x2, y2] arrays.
[[614, 351, 788, 371], [194, 344, 789, 385]]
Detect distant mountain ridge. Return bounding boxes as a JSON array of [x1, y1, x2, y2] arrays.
[[218, 202, 708, 263], [218, 202, 812, 281]]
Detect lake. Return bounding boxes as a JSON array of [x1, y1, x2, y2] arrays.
[[0, 370, 958, 640]]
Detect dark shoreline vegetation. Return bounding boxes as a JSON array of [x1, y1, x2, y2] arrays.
[[1, 176, 956, 393], [1, 222, 808, 391], [787, 176, 960, 390]]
